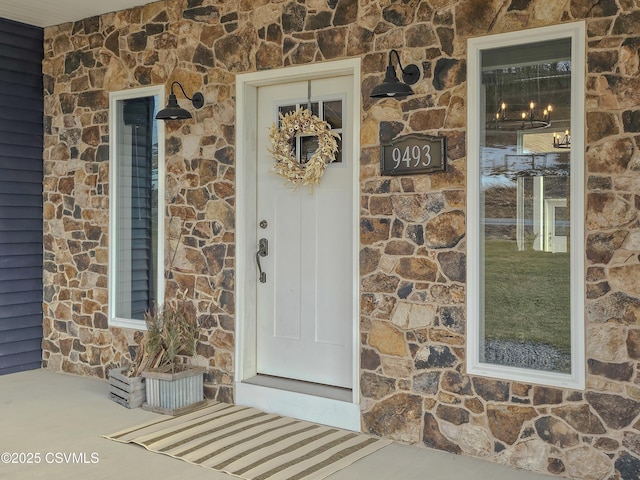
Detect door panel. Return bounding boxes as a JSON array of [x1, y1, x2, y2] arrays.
[[256, 76, 354, 388]]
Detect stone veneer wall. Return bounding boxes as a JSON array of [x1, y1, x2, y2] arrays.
[[41, 0, 640, 478]]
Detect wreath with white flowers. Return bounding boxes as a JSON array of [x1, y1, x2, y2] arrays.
[[268, 108, 340, 189]]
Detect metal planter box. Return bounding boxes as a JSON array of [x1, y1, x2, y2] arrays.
[[109, 367, 145, 409], [141, 366, 206, 415]]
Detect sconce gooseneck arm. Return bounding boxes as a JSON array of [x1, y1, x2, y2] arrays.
[[389, 49, 406, 73], [171, 81, 194, 101], [388, 49, 420, 86], [169, 81, 204, 110]]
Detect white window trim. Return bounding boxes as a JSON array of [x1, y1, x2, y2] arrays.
[[108, 85, 166, 330], [466, 22, 586, 389]]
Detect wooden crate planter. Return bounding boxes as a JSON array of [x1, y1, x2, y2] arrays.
[[141, 366, 206, 415], [109, 367, 145, 409]]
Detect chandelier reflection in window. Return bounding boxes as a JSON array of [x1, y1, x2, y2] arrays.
[[552, 129, 571, 149], [494, 101, 553, 130]]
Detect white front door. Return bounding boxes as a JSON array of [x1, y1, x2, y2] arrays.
[[255, 76, 354, 389], [545, 199, 568, 253]]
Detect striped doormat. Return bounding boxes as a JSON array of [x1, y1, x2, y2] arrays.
[[102, 402, 391, 480]]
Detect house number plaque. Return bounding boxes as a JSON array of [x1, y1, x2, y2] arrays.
[[381, 133, 447, 176]]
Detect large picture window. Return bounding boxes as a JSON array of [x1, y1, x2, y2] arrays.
[[467, 23, 585, 388], [109, 86, 165, 329]]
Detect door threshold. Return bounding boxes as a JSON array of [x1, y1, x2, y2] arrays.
[[235, 377, 361, 431], [244, 374, 352, 402]]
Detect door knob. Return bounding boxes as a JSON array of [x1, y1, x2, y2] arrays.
[[256, 238, 268, 283]]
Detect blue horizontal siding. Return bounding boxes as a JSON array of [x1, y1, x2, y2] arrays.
[[0, 16, 43, 39], [0, 208, 42, 220], [0, 253, 43, 269], [0, 193, 42, 207], [0, 117, 42, 138], [0, 17, 43, 375], [0, 358, 42, 375], [0, 168, 42, 183], [0, 144, 43, 161], [0, 181, 42, 196], [0, 107, 42, 126], [0, 231, 44, 243], [0, 313, 42, 331], [0, 279, 42, 295], [0, 337, 42, 355], [0, 266, 42, 282], [0, 303, 42, 321]]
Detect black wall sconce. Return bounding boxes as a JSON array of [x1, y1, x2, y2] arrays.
[[370, 49, 420, 99], [156, 81, 204, 120]]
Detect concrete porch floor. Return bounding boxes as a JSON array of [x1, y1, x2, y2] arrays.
[[0, 370, 556, 480]]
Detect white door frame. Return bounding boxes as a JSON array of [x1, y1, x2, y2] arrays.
[[234, 58, 361, 431]]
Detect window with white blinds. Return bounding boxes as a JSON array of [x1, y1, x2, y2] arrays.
[[109, 86, 165, 329]]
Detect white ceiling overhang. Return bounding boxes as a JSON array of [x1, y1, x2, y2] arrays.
[[0, 0, 154, 28]]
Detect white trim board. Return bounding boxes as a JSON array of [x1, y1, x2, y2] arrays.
[[234, 58, 362, 430], [466, 22, 585, 390], [108, 85, 165, 331]]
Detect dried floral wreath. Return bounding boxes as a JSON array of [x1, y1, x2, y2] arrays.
[[268, 108, 340, 189]]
